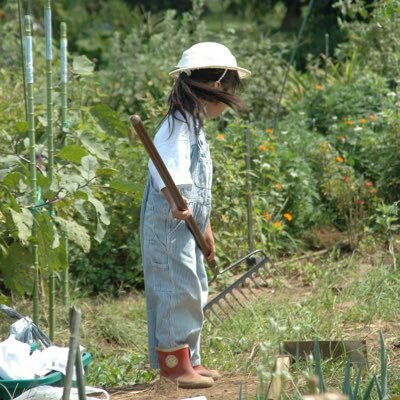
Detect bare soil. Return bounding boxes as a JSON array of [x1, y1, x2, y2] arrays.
[[108, 374, 258, 400]]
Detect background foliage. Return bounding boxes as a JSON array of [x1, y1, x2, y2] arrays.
[[0, 0, 399, 299]]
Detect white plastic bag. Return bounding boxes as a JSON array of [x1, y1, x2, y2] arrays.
[[13, 385, 109, 400]]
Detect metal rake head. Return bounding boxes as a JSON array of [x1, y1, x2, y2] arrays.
[[204, 250, 279, 325]]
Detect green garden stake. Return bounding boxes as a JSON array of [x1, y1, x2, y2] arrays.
[[60, 22, 69, 136], [245, 128, 254, 253], [17, 0, 28, 120], [62, 306, 86, 400], [44, 0, 56, 342], [24, 14, 40, 325], [60, 21, 70, 306]]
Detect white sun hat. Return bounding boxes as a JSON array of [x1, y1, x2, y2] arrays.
[[169, 42, 251, 80]]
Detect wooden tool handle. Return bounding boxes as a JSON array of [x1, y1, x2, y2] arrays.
[[129, 114, 217, 271]]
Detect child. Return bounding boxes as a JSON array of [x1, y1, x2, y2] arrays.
[[140, 42, 251, 388]]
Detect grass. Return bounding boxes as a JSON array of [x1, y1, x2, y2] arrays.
[[0, 239, 399, 398]]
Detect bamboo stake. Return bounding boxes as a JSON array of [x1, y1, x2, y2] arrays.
[[24, 15, 40, 325], [62, 306, 86, 400], [17, 0, 28, 120], [60, 21, 70, 306], [44, 0, 56, 342]]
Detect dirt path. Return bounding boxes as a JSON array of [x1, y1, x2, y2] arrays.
[[108, 373, 257, 400]]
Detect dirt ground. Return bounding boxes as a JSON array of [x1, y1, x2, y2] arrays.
[[108, 374, 258, 400]]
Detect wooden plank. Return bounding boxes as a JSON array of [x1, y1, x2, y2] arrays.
[[266, 355, 291, 400]]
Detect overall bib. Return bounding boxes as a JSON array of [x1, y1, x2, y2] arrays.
[[140, 133, 212, 369]]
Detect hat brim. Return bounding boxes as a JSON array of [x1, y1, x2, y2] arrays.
[[169, 66, 251, 80]]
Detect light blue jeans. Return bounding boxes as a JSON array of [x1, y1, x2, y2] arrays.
[[140, 136, 212, 368]]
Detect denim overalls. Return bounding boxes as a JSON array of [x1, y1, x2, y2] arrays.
[[140, 130, 212, 369]]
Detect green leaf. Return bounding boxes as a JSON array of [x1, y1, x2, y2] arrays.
[[87, 195, 110, 226], [80, 134, 110, 161], [94, 220, 106, 243], [53, 216, 91, 253], [72, 55, 95, 76], [35, 212, 65, 273], [90, 104, 127, 137], [59, 145, 89, 163], [109, 180, 143, 196], [81, 155, 98, 180], [15, 121, 29, 135], [96, 168, 119, 177], [0, 243, 33, 295], [2, 172, 25, 189], [10, 208, 33, 245]]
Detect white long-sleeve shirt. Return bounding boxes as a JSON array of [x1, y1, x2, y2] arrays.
[[149, 114, 204, 191]]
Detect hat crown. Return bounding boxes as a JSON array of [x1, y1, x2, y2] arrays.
[[176, 42, 238, 69]]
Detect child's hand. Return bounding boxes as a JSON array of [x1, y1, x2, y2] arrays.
[[171, 196, 192, 220]]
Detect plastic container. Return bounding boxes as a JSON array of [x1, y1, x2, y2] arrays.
[[0, 351, 92, 400]]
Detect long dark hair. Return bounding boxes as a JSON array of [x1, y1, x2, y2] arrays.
[[166, 68, 245, 134]]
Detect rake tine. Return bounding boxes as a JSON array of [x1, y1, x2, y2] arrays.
[[255, 271, 270, 285], [247, 284, 257, 297], [230, 291, 245, 308], [215, 299, 231, 317], [211, 309, 224, 323], [208, 305, 224, 323], [222, 295, 236, 311], [235, 285, 250, 302], [249, 275, 261, 289]]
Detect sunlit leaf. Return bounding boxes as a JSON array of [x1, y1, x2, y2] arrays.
[[59, 145, 89, 163]]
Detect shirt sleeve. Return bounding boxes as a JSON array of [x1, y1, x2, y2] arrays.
[[149, 118, 194, 191]]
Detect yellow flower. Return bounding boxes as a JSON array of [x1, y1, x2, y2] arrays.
[[315, 84, 324, 91], [273, 221, 282, 228], [369, 114, 376, 122], [216, 133, 225, 140], [283, 212, 293, 221], [336, 155, 344, 163], [274, 182, 283, 190], [162, 111, 167, 116], [265, 128, 274, 134], [258, 145, 267, 152], [263, 211, 271, 221], [358, 118, 367, 124]]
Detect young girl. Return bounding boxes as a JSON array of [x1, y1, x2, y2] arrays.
[[140, 42, 251, 388]]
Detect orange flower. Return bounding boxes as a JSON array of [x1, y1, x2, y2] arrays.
[[273, 221, 282, 228], [274, 182, 283, 190], [283, 212, 293, 221], [369, 114, 376, 122], [216, 133, 225, 140], [265, 128, 273, 134], [344, 120, 353, 125], [258, 145, 267, 152], [358, 118, 367, 124], [336, 155, 344, 163], [315, 84, 324, 91], [268, 145, 275, 152], [263, 211, 271, 221]]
